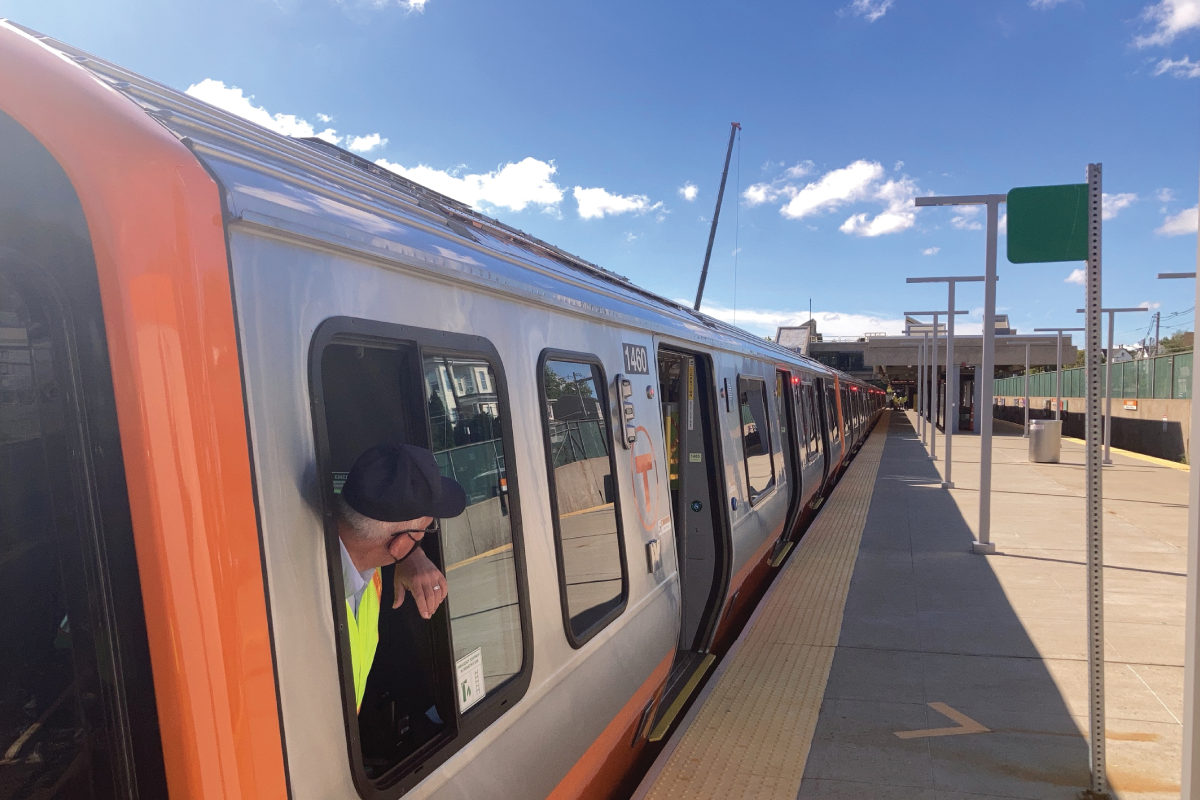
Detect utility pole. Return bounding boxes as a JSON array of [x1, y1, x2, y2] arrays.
[[693, 122, 742, 311]]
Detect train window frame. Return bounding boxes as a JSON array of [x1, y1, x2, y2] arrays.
[[308, 316, 534, 800], [536, 349, 630, 648], [736, 374, 777, 506]]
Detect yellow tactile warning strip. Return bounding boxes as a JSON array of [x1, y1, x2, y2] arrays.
[[1062, 435, 1190, 471], [639, 412, 891, 800]]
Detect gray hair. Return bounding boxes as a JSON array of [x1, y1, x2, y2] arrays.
[[337, 495, 395, 544]]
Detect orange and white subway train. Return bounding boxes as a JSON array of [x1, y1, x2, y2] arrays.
[[0, 21, 885, 800]]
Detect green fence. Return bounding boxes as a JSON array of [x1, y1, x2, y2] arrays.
[[994, 351, 1193, 401]]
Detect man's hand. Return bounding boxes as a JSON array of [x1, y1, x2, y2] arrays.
[[393, 546, 448, 619]]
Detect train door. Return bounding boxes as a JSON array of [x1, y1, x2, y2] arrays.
[[821, 378, 843, 469], [796, 375, 826, 512], [776, 371, 804, 542], [653, 348, 728, 734]]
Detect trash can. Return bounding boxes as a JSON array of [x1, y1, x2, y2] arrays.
[[1028, 419, 1062, 463]]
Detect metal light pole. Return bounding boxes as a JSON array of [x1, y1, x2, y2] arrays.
[[1160, 271, 1200, 799], [906, 310, 968, 467], [921, 331, 931, 443], [1023, 342, 1031, 437], [907, 276, 985, 490], [915, 194, 1005, 555], [1034, 327, 1084, 421], [1076, 306, 1148, 464]]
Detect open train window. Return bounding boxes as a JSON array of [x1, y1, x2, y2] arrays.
[[537, 352, 628, 647], [737, 376, 776, 505], [310, 318, 532, 798]]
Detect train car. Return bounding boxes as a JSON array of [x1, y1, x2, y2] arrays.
[[0, 21, 884, 800]]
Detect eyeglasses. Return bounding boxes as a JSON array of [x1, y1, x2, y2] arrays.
[[389, 519, 440, 543]]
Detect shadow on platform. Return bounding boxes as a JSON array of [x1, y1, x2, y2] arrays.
[[800, 412, 1092, 799]]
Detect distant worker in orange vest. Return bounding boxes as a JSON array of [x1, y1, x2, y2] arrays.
[[337, 443, 467, 711]]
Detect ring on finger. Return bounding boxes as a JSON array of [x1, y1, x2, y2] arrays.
[[433, 584, 440, 591]]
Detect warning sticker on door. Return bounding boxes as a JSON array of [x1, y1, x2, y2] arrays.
[[456, 647, 485, 713]]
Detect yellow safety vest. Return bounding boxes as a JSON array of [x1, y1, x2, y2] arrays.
[[347, 569, 383, 713]]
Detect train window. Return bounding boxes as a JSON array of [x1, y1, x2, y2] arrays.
[[538, 354, 627, 646], [0, 270, 168, 799], [737, 376, 776, 504], [773, 373, 788, 477], [806, 385, 823, 457], [312, 321, 531, 796], [825, 385, 841, 447]]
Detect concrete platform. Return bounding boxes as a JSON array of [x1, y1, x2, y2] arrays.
[[636, 410, 1188, 800]]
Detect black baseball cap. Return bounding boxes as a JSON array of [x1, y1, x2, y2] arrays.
[[342, 443, 467, 522]]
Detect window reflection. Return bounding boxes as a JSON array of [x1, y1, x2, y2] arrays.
[[738, 377, 776, 504], [541, 359, 625, 641], [424, 355, 522, 692]]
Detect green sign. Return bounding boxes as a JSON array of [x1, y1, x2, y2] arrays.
[[1006, 183, 1089, 264]]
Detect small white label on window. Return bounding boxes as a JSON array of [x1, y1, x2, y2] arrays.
[[456, 647, 485, 713]]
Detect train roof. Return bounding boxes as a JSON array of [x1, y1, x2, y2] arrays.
[[8, 22, 876, 387]]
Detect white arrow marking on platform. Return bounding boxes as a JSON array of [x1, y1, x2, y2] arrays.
[[894, 702, 990, 739]]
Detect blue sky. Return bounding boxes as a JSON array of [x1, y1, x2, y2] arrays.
[[4, 0, 1198, 345]]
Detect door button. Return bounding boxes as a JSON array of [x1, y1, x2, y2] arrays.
[[691, 500, 703, 512]]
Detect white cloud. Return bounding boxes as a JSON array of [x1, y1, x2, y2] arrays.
[[348, 133, 388, 153], [692, 301, 907, 337], [784, 160, 815, 178], [573, 186, 662, 220], [743, 181, 795, 206], [999, 212, 1008, 234], [922, 247, 940, 255], [1134, 0, 1200, 48], [624, 232, 638, 242], [951, 206, 983, 231], [1158, 188, 1176, 203], [847, 0, 893, 22], [743, 162, 812, 206], [186, 79, 387, 155], [1140, 301, 1164, 309], [337, 0, 428, 10], [747, 159, 921, 237], [1065, 268, 1087, 285], [377, 157, 564, 212], [893, 160, 905, 170], [186, 79, 322, 138], [1156, 204, 1199, 235], [781, 160, 883, 219], [1154, 55, 1200, 76], [839, 176, 919, 237], [679, 182, 699, 202], [1029, 0, 1069, 7], [1102, 192, 1138, 220]]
